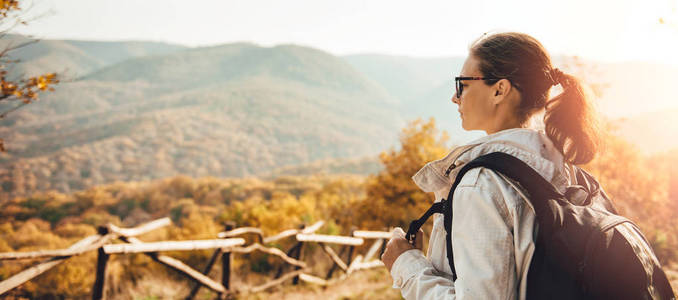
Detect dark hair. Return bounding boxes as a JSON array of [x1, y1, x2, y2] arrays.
[[470, 32, 600, 165]]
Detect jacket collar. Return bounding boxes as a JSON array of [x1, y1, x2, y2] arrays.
[[412, 128, 568, 194]]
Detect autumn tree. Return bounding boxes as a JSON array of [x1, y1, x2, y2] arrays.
[[0, 0, 58, 151], [355, 118, 450, 230]]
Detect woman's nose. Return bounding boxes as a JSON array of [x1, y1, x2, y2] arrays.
[[452, 93, 460, 104]]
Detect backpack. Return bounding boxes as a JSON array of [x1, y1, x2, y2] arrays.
[[406, 152, 676, 300]]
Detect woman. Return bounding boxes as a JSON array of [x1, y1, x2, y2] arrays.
[[381, 32, 601, 299]]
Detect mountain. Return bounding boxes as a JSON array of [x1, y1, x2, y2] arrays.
[[2, 35, 677, 200], [1, 34, 186, 78], [343, 54, 487, 143], [84, 44, 397, 104], [343, 54, 464, 102], [0, 40, 404, 200]]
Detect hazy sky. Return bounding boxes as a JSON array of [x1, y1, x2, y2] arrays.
[[11, 0, 678, 64]]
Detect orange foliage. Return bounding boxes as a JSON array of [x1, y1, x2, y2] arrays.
[[0, 0, 59, 151], [355, 118, 449, 230], [585, 132, 678, 262], [0, 0, 18, 16], [0, 118, 676, 297]]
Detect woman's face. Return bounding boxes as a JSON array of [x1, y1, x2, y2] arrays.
[[452, 55, 497, 132]]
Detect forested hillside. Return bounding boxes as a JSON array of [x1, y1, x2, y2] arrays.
[[343, 54, 480, 144], [0, 39, 404, 201], [1, 35, 677, 205], [3, 34, 186, 77]]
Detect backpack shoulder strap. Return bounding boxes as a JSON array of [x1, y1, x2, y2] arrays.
[[432, 152, 562, 280], [451, 152, 562, 200]]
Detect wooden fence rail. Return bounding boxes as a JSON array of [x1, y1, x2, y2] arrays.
[[217, 227, 264, 242], [0, 233, 116, 261], [230, 243, 307, 268], [0, 217, 394, 299], [0, 235, 103, 295], [102, 238, 245, 254], [107, 218, 172, 237], [296, 233, 364, 245], [115, 236, 229, 295], [353, 230, 393, 240]]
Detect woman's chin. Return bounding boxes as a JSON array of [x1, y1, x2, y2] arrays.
[[460, 120, 469, 131], [460, 122, 478, 132]]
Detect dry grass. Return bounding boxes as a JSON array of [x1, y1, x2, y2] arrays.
[[239, 265, 678, 299], [241, 268, 401, 300], [112, 262, 400, 300], [125, 276, 190, 300], [108, 264, 678, 299]]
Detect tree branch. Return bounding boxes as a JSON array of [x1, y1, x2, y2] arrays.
[[0, 39, 38, 57], [0, 100, 27, 119]]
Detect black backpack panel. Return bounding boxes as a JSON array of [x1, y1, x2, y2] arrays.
[[406, 152, 675, 300]]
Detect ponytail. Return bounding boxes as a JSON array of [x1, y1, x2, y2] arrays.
[[470, 32, 601, 165], [544, 71, 601, 165]]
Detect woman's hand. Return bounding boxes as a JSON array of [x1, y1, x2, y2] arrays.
[[382, 227, 423, 272]]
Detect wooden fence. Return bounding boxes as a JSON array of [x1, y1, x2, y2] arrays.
[[0, 217, 393, 299]]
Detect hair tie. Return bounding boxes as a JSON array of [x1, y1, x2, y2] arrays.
[[548, 68, 565, 86]]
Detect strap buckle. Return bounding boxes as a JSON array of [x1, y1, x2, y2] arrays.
[[405, 199, 447, 245]]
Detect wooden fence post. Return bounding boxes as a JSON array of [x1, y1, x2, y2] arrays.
[[325, 245, 347, 279], [274, 241, 301, 279], [185, 248, 222, 300], [346, 229, 356, 266], [92, 227, 110, 300], [291, 239, 304, 285], [221, 223, 234, 297], [291, 223, 306, 285], [379, 227, 388, 257], [274, 223, 305, 281]]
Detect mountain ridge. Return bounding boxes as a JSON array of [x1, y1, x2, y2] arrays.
[[0, 35, 676, 201], [0, 38, 405, 200]]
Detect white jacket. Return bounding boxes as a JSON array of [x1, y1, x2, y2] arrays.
[[390, 128, 584, 300]]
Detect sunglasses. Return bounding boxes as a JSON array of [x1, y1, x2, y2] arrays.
[[454, 76, 503, 98]]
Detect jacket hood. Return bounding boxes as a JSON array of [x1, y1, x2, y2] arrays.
[[412, 128, 572, 195]]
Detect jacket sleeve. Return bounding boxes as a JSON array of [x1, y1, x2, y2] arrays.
[[390, 168, 518, 300]]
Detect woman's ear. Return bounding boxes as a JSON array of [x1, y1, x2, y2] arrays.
[[491, 79, 512, 105]]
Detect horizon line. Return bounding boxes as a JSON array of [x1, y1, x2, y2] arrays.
[[8, 31, 678, 67]]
